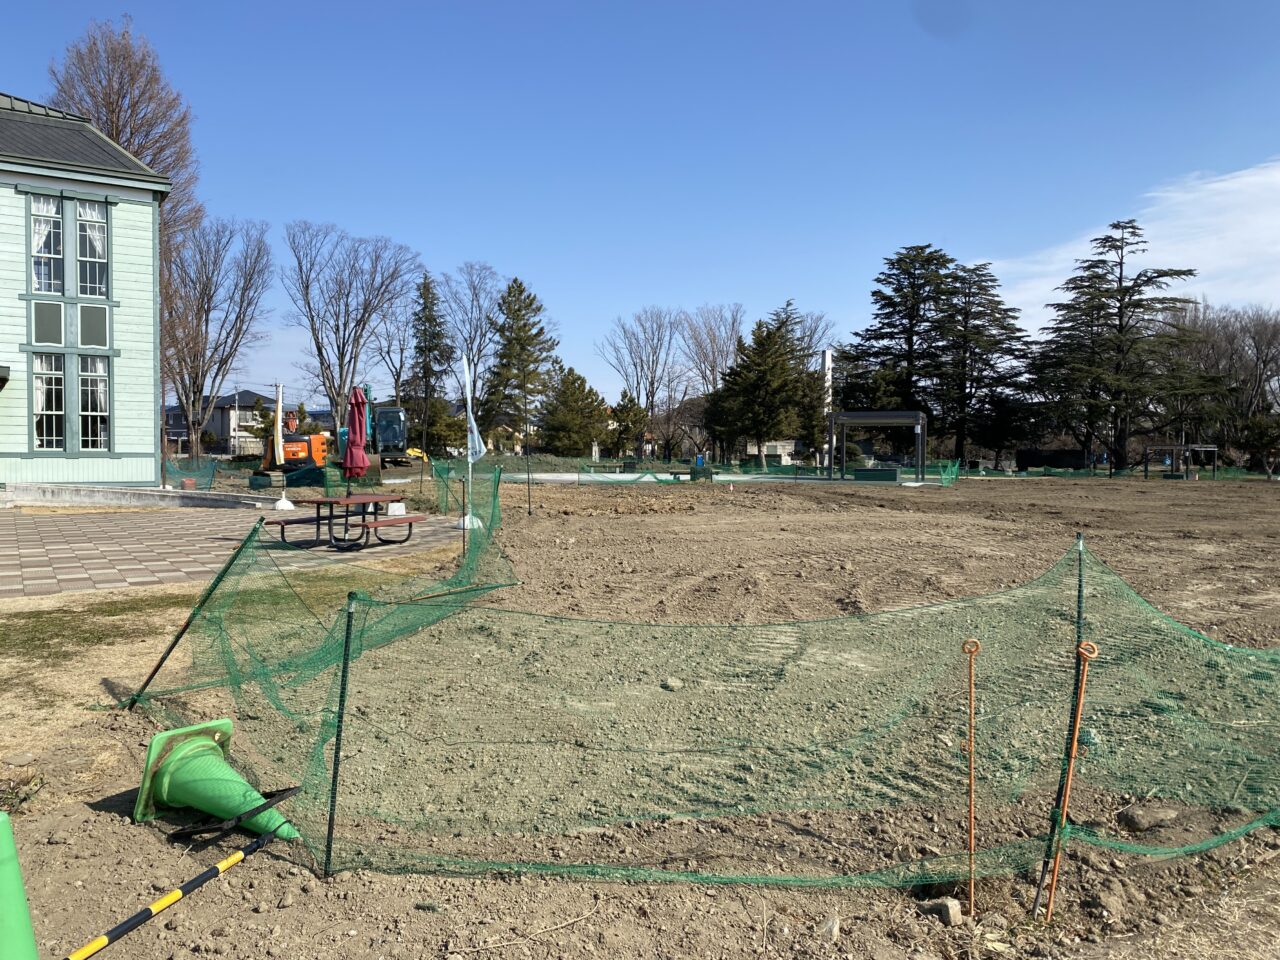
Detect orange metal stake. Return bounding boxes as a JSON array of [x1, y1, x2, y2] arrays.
[[962, 638, 981, 917], [1044, 639, 1099, 923]]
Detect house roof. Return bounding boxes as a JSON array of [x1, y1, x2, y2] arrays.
[[0, 92, 171, 188], [212, 389, 274, 409]]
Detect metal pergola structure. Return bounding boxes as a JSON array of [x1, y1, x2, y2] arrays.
[[1142, 444, 1218, 480], [827, 410, 927, 482]]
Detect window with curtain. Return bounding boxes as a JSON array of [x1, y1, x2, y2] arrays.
[[31, 196, 63, 294], [79, 355, 110, 450], [77, 200, 108, 297], [33, 354, 65, 450]]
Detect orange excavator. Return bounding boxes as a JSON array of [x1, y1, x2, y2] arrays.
[[261, 410, 328, 472]]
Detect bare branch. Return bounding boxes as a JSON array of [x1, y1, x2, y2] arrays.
[[596, 306, 683, 416], [439, 262, 504, 399], [162, 219, 272, 457], [281, 222, 421, 426]]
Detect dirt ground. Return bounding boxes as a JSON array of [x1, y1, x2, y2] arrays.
[[4, 477, 1280, 959]]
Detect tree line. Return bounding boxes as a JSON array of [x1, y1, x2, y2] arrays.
[[54, 21, 1280, 472]]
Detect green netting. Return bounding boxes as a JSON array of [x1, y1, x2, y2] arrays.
[[323, 460, 382, 496], [164, 458, 218, 490], [132, 479, 1280, 890]]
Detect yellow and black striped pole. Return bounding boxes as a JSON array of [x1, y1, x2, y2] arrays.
[[64, 827, 279, 960]]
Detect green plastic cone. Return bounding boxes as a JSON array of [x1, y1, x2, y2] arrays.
[[134, 719, 299, 840], [0, 812, 39, 960]]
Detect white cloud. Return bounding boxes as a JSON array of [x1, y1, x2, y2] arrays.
[[994, 158, 1280, 334]]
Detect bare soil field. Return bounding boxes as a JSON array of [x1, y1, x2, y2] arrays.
[[4, 477, 1280, 960]]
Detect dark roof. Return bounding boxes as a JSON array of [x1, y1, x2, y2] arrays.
[[212, 389, 274, 408], [0, 92, 171, 188]]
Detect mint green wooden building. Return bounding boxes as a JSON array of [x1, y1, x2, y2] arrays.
[[0, 93, 170, 485]]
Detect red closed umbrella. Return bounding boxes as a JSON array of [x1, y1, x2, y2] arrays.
[[342, 387, 370, 482]]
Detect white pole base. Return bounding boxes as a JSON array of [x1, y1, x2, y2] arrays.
[[274, 497, 296, 511], [456, 514, 484, 529]]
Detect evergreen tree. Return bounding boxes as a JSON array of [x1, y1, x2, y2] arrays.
[[610, 389, 648, 458], [539, 363, 610, 456], [925, 262, 1027, 460], [421, 395, 466, 453], [409, 270, 455, 454], [1039, 220, 1195, 469], [848, 244, 956, 411], [479, 278, 558, 449], [716, 301, 808, 467]]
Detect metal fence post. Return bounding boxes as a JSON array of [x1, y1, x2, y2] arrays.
[[323, 593, 358, 877]]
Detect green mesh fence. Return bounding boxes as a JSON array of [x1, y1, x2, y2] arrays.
[[323, 461, 382, 496], [164, 458, 218, 490], [132, 477, 1280, 890]]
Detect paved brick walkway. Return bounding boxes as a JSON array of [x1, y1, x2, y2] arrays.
[[0, 508, 458, 598]]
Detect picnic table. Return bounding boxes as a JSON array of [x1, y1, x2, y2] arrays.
[[264, 493, 429, 551]]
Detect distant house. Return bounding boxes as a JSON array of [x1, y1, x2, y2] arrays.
[[166, 390, 337, 457], [166, 390, 270, 455], [0, 93, 170, 484]]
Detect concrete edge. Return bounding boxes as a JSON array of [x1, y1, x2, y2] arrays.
[[0, 482, 273, 510]]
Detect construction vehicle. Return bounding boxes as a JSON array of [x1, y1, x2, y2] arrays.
[[260, 411, 329, 472], [371, 405, 411, 467]]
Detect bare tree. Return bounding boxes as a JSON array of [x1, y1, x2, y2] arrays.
[[371, 295, 414, 407], [794, 309, 837, 370], [678, 303, 745, 395], [49, 17, 204, 252], [439, 262, 504, 401], [50, 18, 206, 460], [597, 306, 682, 416], [282, 222, 421, 427], [164, 220, 272, 458]]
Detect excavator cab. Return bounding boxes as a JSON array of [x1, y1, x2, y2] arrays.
[[372, 406, 410, 467]]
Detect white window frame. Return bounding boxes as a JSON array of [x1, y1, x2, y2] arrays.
[[78, 355, 111, 451], [32, 301, 65, 346], [77, 200, 108, 298], [31, 196, 64, 294], [33, 353, 66, 451], [78, 303, 110, 349]]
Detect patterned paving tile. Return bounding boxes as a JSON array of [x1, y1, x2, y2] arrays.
[[0, 507, 456, 597]]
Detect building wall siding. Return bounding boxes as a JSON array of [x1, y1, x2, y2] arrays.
[[0, 186, 26, 452], [0, 171, 161, 485]]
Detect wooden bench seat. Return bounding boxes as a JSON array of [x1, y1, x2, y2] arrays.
[[352, 515, 430, 529]]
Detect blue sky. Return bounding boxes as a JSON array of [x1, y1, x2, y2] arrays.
[[7, 1, 1280, 404]]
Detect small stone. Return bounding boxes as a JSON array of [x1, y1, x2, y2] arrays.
[[661, 677, 684, 692], [819, 915, 840, 942], [919, 897, 963, 927], [46, 832, 71, 845], [3, 752, 36, 767], [1082, 889, 1127, 919], [253, 901, 269, 914], [1118, 805, 1179, 832], [278, 892, 294, 908], [301, 880, 316, 894]]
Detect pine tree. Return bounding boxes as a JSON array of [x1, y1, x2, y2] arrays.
[[925, 262, 1026, 461], [479, 278, 558, 449], [1039, 220, 1195, 469], [409, 271, 455, 454], [848, 244, 956, 411], [422, 395, 466, 452], [539, 364, 610, 456], [717, 301, 808, 467], [610, 389, 648, 458]]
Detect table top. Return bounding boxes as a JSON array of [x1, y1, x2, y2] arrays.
[[292, 494, 404, 506]]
